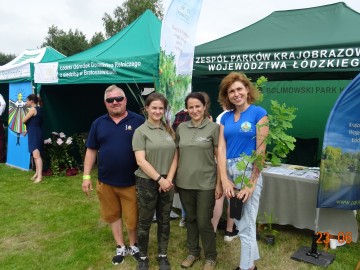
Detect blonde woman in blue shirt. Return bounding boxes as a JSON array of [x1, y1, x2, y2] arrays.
[[132, 92, 178, 270]]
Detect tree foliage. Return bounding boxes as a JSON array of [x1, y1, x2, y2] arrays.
[[41, 25, 90, 56], [102, 0, 164, 38], [0, 52, 16, 66], [89, 32, 105, 48]]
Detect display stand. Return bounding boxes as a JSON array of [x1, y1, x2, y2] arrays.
[[291, 208, 335, 267]]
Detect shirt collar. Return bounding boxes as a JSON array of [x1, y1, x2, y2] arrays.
[[145, 120, 165, 130], [186, 117, 210, 129]]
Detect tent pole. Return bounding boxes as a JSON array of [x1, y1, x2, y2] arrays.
[[306, 208, 321, 258]]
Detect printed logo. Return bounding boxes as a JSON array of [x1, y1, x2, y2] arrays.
[[125, 125, 132, 130], [195, 137, 211, 142], [240, 121, 252, 132]]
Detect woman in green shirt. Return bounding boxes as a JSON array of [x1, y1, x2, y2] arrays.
[[176, 92, 221, 270], [132, 93, 178, 270]]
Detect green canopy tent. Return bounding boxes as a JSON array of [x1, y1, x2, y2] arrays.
[[35, 10, 161, 136], [192, 2, 360, 166], [0, 47, 65, 166]]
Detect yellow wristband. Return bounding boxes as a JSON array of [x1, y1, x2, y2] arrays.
[[83, 175, 91, 180]]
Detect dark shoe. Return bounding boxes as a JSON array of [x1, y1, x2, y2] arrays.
[[234, 266, 257, 270], [181, 255, 200, 268], [158, 255, 171, 270], [137, 257, 149, 270], [224, 230, 239, 242], [112, 245, 128, 265], [128, 244, 140, 261]]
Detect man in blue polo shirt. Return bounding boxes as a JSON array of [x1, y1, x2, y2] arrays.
[[82, 85, 144, 265]]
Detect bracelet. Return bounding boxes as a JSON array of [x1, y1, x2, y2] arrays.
[[83, 175, 91, 180], [155, 175, 162, 182]]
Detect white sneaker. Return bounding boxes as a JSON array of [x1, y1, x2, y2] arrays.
[[224, 230, 239, 242], [179, 218, 186, 227], [112, 245, 128, 265]]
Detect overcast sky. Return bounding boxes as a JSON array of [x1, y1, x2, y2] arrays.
[[1, 0, 360, 56]]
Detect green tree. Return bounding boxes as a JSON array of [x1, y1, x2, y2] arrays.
[[0, 52, 16, 66], [41, 25, 90, 56], [89, 32, 105, 48], [102, 0, 164, 38]]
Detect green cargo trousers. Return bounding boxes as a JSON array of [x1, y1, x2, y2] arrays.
[[136, 177, 174, 257], [177, 187, 217, 260]]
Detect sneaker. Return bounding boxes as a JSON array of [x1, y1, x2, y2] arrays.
[[137, 257, 149, 270], [128, 244, 140, 261], [181, 255, 200, 268], [158, 255, 171, 270], [235, 266, 257, 270], [112, 245, 128, 265], [224, 230, 239, 242], [179, 218, 186, 227], [203, 260, 216, 270]]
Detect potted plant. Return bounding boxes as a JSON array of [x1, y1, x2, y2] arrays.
[[262, 211, 278, 245]]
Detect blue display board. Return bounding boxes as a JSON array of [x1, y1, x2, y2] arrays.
[[6, 82, 32, 170], [317, 74, 360, 210]]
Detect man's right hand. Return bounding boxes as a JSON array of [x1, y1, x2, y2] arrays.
[[82, 179, 93, 196]]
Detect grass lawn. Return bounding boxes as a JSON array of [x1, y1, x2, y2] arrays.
[[0, 164, 359, 270]]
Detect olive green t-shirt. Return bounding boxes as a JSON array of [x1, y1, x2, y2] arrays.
[[132, 121, 176, 179], [175, 117, 219, 190]]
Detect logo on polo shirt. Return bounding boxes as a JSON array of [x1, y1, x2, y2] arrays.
[[240, 121, 252, 132], [125, 125, 132, 130], [195, 137, 211, 142]]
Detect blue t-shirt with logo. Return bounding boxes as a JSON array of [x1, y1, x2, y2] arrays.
[[220, 105, 267, 159]]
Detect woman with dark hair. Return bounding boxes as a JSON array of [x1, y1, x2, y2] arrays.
[[217, 72, 269, 270], [22, 94, 44, 183], [176, 92, 220, 270], [132, 92, 178, 270]]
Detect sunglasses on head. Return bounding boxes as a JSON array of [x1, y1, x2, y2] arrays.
[[105, 96, 125, 103]]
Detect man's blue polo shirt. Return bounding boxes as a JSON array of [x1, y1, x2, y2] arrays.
[[86, 110, 144, 187]]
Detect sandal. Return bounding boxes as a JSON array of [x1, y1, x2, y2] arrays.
[[34, 178, 43, 184]]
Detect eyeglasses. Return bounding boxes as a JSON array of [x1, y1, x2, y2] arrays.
[[105, 96, 125, 103]]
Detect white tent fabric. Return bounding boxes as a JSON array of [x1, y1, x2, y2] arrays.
[[0, 48, 48, 81]]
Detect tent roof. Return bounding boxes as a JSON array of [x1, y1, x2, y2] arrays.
[[196, 2, 360, 53], [58, 10, 160, 62], [0, 47, 65, 82], [193, 2, 360, 77], [37, 10, 161, 84]]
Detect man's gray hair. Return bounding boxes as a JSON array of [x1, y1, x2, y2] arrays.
[[104, 85, 125, 100]]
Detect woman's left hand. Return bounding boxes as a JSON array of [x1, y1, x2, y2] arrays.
[[215, 182, 223, 199], [159, 178, 173, 193], [236, 186, 255, 203]]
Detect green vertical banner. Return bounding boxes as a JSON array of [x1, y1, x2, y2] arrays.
[[317, 74, 360, 210], [159, 0, 203, 119]]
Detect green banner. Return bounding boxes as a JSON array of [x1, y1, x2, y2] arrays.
[[260, 80, 351, 158], [194, 47, 360, 74], [56, 56, 158, 84]]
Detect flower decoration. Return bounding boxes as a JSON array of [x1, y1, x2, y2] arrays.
[[43, 132, 77, 176]]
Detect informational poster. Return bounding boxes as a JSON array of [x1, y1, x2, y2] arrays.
[[159, 0, 203, 119], [317, 74, 360, 210], [7, 82, 32, 170]]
